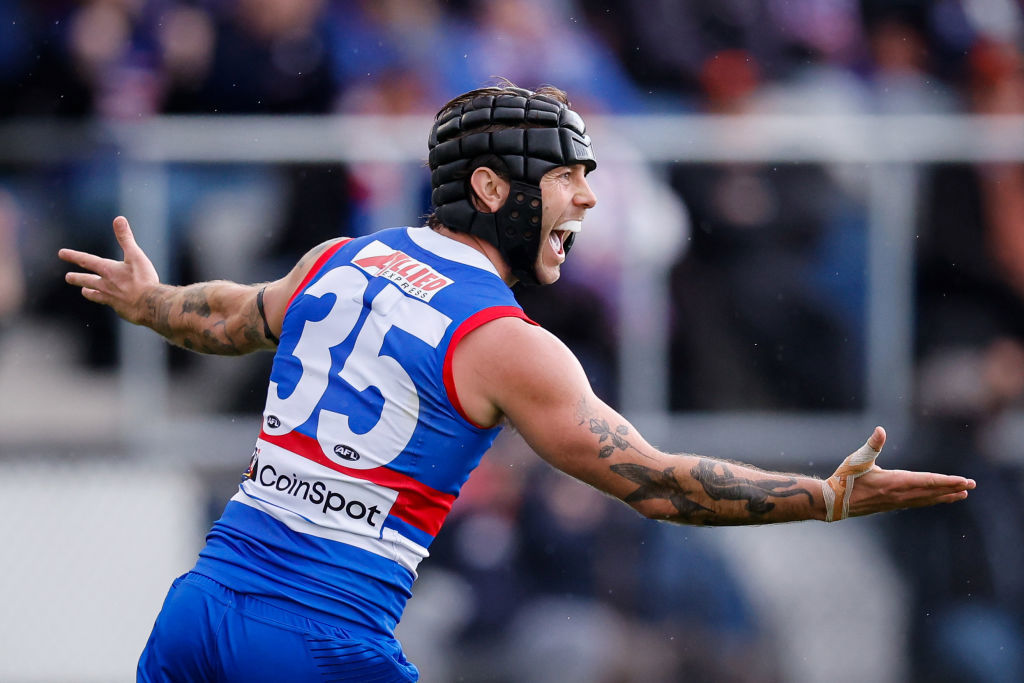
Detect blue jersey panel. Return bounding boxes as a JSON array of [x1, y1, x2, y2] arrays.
[[196, 501, 413, 637]]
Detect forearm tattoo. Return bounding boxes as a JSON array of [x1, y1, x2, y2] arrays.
[[690, 460, 814, 514], [181, 287, 212, 317], [610, 463, 713, 519], [612, 459, 814, 524], [576, 398, 813, 523], [143, 287, 175, 339], [145, 283, 267, 355]]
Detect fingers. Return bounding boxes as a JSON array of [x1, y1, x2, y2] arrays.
[[866, 425, 886, 452], [824, 428, 889, 522], [57, 216, 138, 270], [903, 489, 970, 508], [64, 272, 104, 290], [936, 490, 970, 504], [892, 470, 976, 491], [892, 489, 970, 509], [110, 215, 160, 283], [856, 469, 976, 512], [59, 216, 159, 318], [112, 216, 139, 255], [57, 248, 115, 275], [80, 287, 112, 306], [65, 270, 114, 305], [932, 474, 976, 490]]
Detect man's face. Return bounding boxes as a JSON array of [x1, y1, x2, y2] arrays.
[[534, 164, 597, 285]]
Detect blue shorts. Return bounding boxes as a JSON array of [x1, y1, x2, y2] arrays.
[[137, 572, 419, 682]]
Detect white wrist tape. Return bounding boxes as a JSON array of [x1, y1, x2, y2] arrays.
[[822, 441, 880, 522]]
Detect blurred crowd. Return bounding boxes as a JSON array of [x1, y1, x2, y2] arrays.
[[2, 0, 1024, 680]]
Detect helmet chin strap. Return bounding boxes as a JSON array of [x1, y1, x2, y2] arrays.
[[463, 181, 546, 285]]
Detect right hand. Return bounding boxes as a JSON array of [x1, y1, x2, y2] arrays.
[[832, 427, 977, 520], [58, 216, 160, 325]]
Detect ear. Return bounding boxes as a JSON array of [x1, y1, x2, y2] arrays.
[[468, 167, 510, 213]]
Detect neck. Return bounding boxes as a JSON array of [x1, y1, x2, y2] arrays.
[[434, 226, 518, 286]]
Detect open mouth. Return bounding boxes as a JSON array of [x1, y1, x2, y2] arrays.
[[548, 220, 582, 259]]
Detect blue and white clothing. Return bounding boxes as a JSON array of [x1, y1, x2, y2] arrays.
[[160, 227, 531, 679]]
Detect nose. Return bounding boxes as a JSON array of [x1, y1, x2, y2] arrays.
[[575, 176, 597, 209]]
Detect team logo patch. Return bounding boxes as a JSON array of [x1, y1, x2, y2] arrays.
[[333, 444, 361, 462], [352, 241, 454, 301]]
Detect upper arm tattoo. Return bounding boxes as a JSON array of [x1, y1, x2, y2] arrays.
[[574, 397, 655, 461]]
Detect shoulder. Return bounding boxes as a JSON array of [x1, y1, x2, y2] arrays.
[[296, 237, 351, 273], [284, 237, 353, 291], [455, 315, 585, 400], [261, 237, 352, 329], [451, 314, 579, 428]]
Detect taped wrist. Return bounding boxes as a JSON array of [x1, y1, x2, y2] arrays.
[[821, 441, 880, 522]]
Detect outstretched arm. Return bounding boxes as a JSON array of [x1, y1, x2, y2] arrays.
[[451, 318, 976, 525], [59, 216, 343, 355]]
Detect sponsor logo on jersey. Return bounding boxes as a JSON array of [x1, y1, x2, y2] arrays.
[[351, 241, 454, 301], [241, 441, 398, 538]]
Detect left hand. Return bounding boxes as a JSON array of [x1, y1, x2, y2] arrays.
[[58, 216, 160, 325]]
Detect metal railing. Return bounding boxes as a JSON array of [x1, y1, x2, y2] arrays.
[[5, 114, 1022, 464]]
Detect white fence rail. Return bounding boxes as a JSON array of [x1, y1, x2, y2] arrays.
[[4, 114, 1023, 464]]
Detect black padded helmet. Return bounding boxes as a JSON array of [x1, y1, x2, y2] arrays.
[[427, 86, 597, 284]]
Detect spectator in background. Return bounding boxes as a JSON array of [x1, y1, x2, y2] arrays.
[[892, 35, 1024, 683], [915, 37, 1024, 406], [153, 0, 354, 273], [153, 0, 348, 286], [667, 49, 863, 410], [860, 2, 959, 114], [152, 0, 358, 410], [580, 0, 785, 109], [325, 0, 460, 239], [0, 0, 133, 118], [0, 0, 165, 367], [450, 0, 648, 113], [327, 0, 463, 112], [160, 0, 335, 115]]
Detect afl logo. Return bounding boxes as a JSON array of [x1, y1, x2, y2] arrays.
[[266, 415, 281, 429], [333, 444, 361, 462]]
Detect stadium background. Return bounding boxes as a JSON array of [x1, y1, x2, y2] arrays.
[[1, 0, 1023, 681]]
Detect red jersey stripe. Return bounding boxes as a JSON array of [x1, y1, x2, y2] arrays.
[[259, 428, 456, 537], [286, 238, 352, 309], [442, 306, 538, 429]]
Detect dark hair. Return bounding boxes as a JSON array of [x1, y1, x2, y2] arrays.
[[434, 81, 571, 118], [425, 81, 572, 230]]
